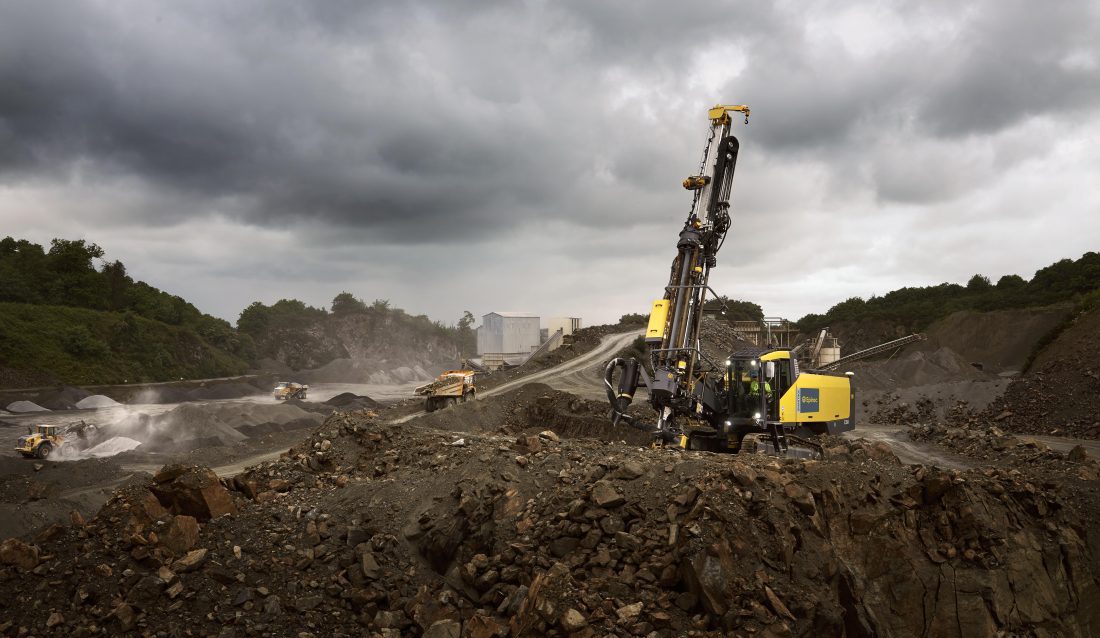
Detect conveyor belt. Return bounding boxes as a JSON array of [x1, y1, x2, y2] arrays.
[[818, 333, 926, 371]]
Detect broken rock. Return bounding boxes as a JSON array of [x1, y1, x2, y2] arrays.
[[616, 602, 643, 622], [561, 608, 587, 631], [159, 515, 200, 554], [0, 538, 39, 571], [151, 465, 236, 521], [171, 548, 208, 573], [590, 481, 625, 508], [423, 619, 461, 638]]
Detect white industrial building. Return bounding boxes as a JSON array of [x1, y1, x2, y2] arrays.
[[548, 317, 582, 337], [476, 312, 541, 361]]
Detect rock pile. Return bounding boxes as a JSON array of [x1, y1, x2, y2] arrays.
[[909, 404, 1100, 476], [412, 383, 647, 444], [4, 400, 49, 413], [869, 395, 938, 425], [2, 404, 1099, 636], [985, 306, 1100, 439], [75, 395, 120, 409], [325, 392, 383, 411]]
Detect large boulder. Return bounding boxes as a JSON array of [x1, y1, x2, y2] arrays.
[[151, 464, 236, 521], [0, 538, 40, 571], [159, 515, 200, 554]]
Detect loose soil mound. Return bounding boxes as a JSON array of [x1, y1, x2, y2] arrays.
[[325, 392, 382, 410], [134, 403, 249, 451], [81, 436, 143, 457], [3, 410, 1098, 636], [988, 306, 1100, 438], [413, 382, 651, 445], [198, 402, 323, 433], [75, 394, 120, 409], [87, 402, 326, 454], [917, 305, 1072, 373], [5, 400, 48, 413], [848, 346, 996, 392], [862, 378, 1012, 422]]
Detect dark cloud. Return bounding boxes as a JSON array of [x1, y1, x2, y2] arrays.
[[0, 0, 1097, 323], [917, 1, 1100, 136]]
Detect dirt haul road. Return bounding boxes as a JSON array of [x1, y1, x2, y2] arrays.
[[391, 330, 642, 424]]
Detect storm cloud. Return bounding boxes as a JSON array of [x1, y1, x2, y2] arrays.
[[1, 0, 1098, 324]]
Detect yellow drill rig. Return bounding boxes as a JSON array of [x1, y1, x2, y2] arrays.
[[604, 105, 855, 457]]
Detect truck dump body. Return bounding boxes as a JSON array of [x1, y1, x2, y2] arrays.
[[273, 382, 308, 400], [415, 370, 476, 412]]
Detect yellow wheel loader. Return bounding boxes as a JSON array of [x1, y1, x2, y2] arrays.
[[15, 425, 65, 459], [604, 105, 855, 457]]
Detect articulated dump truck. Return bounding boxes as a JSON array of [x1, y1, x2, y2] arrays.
[[273, 381, 309, 401], [415, 370, 477, 412]]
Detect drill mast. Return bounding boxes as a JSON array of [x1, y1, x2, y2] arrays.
[[607, 104, 749, 440]]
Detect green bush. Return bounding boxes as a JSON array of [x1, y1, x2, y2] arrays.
[[61, 325, 109, 357]]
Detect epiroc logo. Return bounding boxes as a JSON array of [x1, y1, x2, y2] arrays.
[[798, 388, 820, 413]]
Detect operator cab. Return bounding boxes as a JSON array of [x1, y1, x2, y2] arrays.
[[686, 348, 799, 453], [724, 349, 796, 419]]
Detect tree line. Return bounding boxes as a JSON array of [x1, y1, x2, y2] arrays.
[[238, 293, 477, 357], [0, 237, 252, 359], [797, 252, 1100, 332]]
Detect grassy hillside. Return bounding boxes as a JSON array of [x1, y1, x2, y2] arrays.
[[0, 302, 250, 386], [0, 237, 256, 388]]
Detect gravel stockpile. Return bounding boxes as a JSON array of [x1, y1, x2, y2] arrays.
[[5, 400, 49, 413], [75, 394, 120, 409]]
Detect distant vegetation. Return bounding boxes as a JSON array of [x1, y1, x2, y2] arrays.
[[238, 293, 475, 369], [0, 303, 250, 385], [0, 238, 476, 385], [797, 252, 1100, 333], [704, 297, 765, 322], [0, 237, 251, 386], [620, 296, 763, 326]]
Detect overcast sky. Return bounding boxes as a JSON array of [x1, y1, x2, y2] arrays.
[[1, 1, 1098, 327]]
